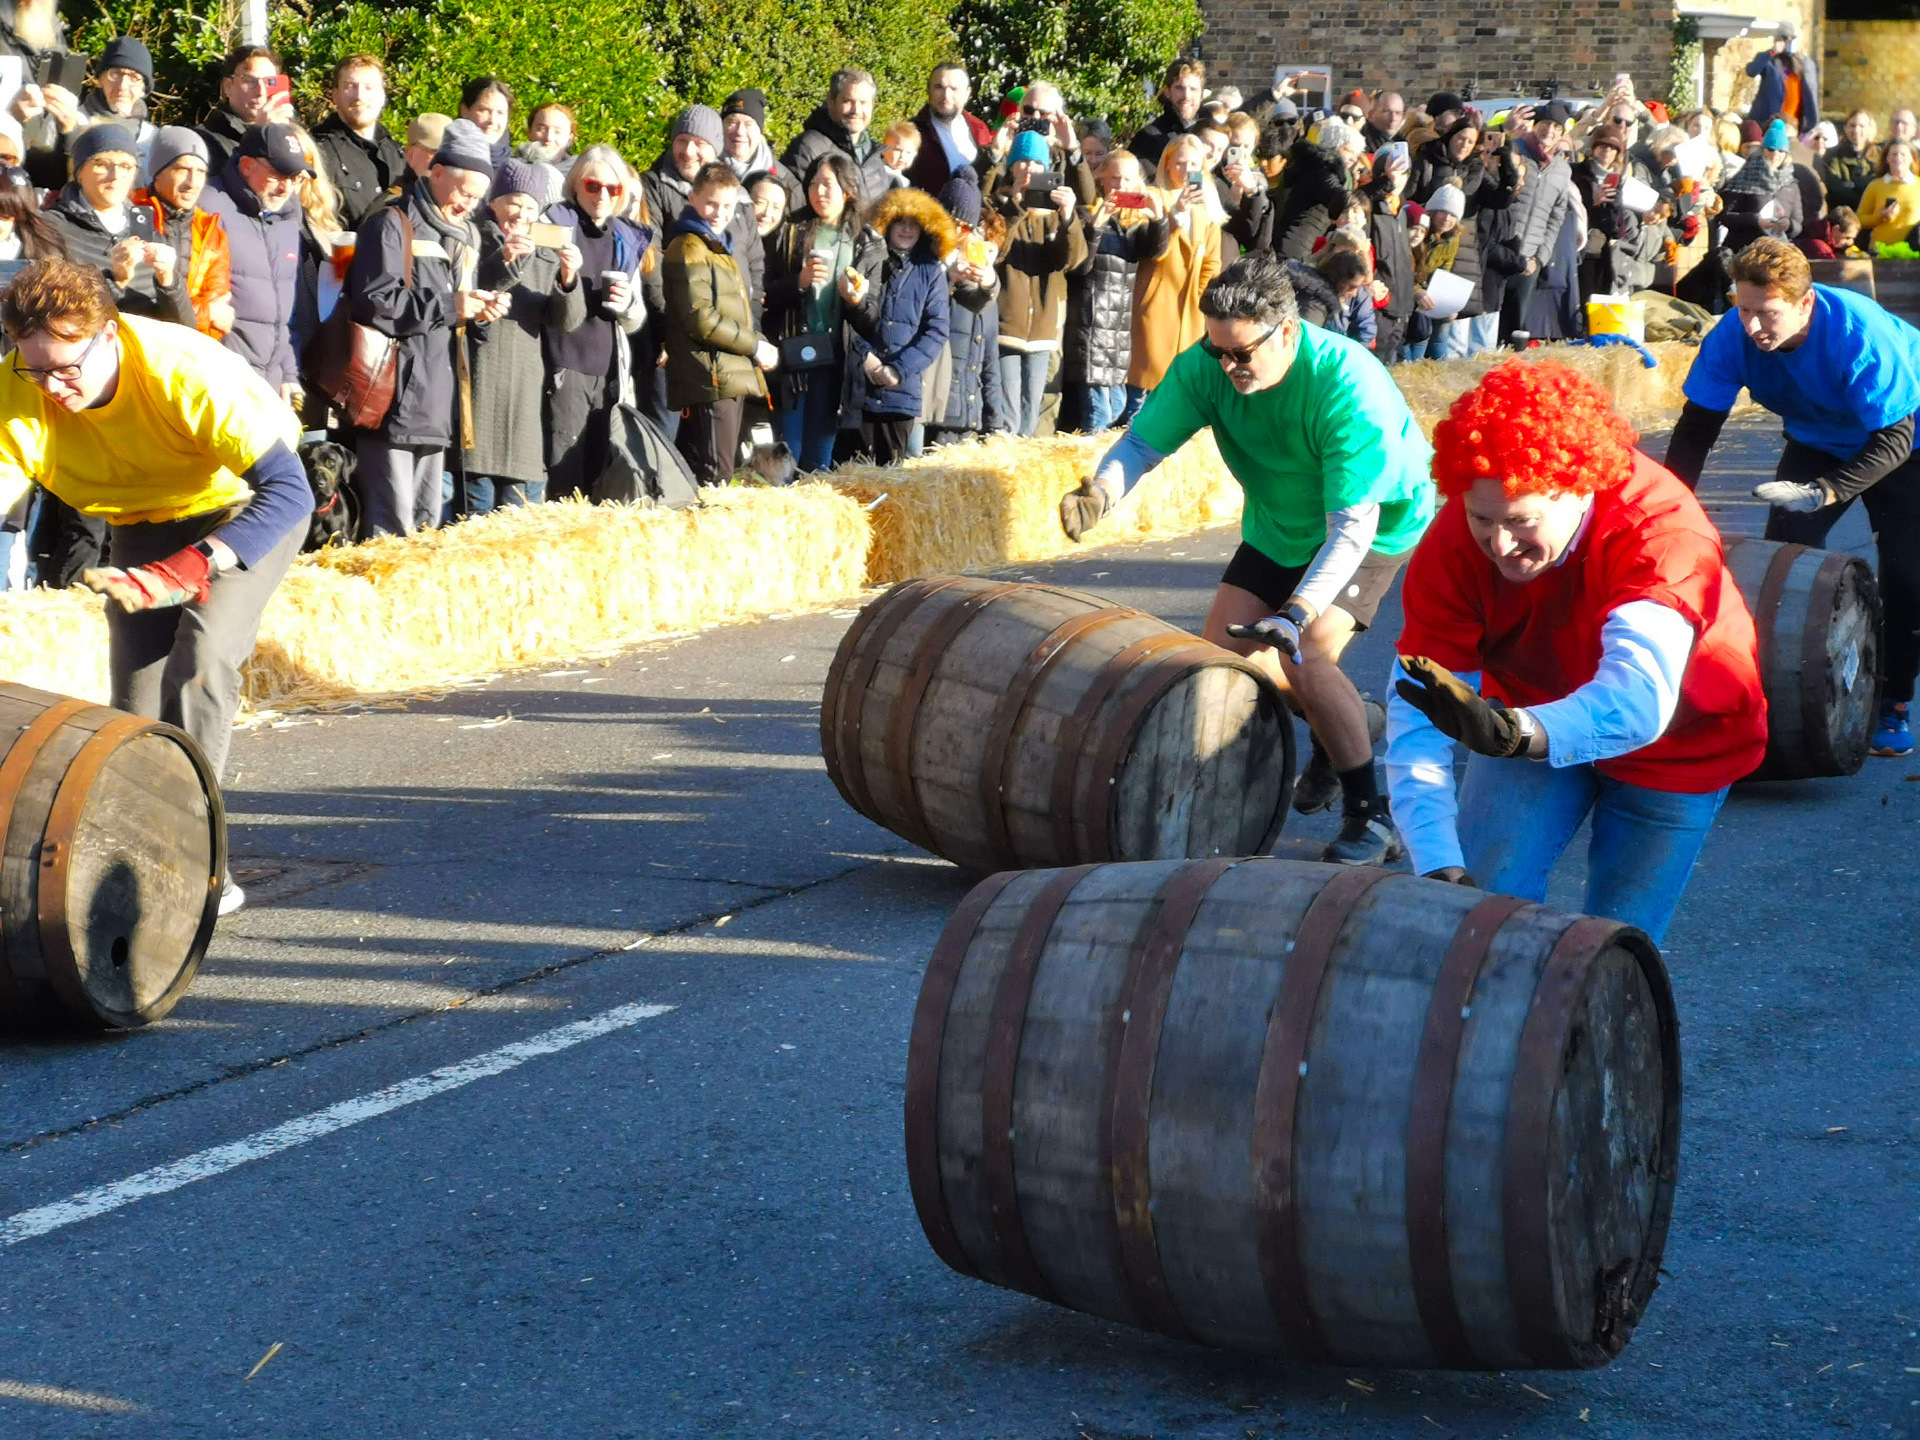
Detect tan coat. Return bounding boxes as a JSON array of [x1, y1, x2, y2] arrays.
[[1128, 208, 1222, 390], [992, 199, 1088, 347]]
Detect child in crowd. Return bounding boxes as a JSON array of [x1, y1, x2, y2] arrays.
[[846, 188, 952, 464]]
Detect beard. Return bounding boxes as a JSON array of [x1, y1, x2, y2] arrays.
[[519, 139, 567, 166]]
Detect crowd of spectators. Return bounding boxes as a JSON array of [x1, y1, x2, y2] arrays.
[[0, 10, 1914, 587]]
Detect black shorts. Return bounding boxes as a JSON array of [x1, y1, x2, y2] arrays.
[[1219, 541, 1407, 630]]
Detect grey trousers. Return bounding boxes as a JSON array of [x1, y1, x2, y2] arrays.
[[106, 514, 304, 780], [356, 435, 444, 537]]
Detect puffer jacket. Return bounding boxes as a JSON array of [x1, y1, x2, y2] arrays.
[[1509, 133, 1574, 265], [939, 272, 1007, 434], [782, 105, 893, 211], [845, 188, 954, 419], [1274, 141, 1351, 259], [661, 213, 767, 408], [992, 195, 1088, 346], [1369, 194, 1418, 322], [198, 159, 303, 388], [135, 188, 232, 340], [1064, 207, 1170, 388], [638, 153, 763, 322], [347, 184, 477, 448], [1819, 141, 1879, 213], [1284, 259, 1342, 330], [42, 184, 193, 326]]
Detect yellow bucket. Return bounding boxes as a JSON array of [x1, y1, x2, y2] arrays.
[[1586, 297, 1646, 342]]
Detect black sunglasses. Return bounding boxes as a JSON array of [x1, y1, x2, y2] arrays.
[[1199, 319, 1283, 366]]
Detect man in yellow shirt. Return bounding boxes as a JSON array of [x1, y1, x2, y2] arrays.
[[0, 258, 312, 914]]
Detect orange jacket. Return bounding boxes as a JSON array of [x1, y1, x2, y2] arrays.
[[133, 189, 233, 341]]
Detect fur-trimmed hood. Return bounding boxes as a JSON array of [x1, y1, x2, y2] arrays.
[[871, 187, 959, 261]]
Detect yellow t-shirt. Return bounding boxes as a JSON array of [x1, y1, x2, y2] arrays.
[[0, 314, 297, 525], [1859, 177, 1920, 250]]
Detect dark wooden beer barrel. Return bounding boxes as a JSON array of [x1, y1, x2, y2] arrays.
[[1722, 535, 1880, 779], [821, 578, 1294, 872], [906, 858, 1680, 1370], [0, 683, 225, 1030]]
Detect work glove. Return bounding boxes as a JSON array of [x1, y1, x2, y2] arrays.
[[1424, 866, 1479, 886], [82, 544, 214, 613], [1395, 655, 1530, 759], [1226, 606, 1308, 662], [1059, 479, 1111, 541], [1753, 479, 1826, 514]]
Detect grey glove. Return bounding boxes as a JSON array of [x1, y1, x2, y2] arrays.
[[1227, 606, 1308, 662], [1059, 480, 1111, 541], [1754, 479, 1826, 514]]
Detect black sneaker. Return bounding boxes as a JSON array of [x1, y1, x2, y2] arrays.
[[1322, 810, 1405, 866], [1292, 698, 1388, 815]]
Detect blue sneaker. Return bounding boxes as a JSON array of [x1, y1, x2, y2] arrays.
[[1870, 701, 1913, 758]]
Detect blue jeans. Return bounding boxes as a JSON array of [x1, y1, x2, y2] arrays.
[[1120, 385, 1148, 425], [461, 473, 495, 517], [1455, 754, 1728, 944], [1467, 310, 1501, 356], [998, 350, 1050, 438], [1081, 383, 1126, 432], [780, 365, 843, 472], [1429, 318, 1470, 360]]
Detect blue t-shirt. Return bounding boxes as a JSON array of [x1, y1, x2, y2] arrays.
[[1684, 285, 1920, 459]]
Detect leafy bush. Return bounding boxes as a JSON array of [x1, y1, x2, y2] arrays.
[[68, 0, 1189, 163], [953, 0, 1204, 140]]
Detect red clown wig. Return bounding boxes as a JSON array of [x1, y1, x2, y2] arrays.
[[1431, 360, 1639, 500]]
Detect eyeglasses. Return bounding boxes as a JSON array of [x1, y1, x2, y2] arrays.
[[1200, 320, 1283, 366], [12, 327, 108, 388], [581, 178, 624, 197]]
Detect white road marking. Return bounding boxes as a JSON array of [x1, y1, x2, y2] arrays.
[[1, 1001, 675, 1249]]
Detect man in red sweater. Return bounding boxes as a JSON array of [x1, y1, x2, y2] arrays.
[[1385, 362, 1768, 941]]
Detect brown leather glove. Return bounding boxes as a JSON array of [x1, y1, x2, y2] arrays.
[[1424, 866, 1478, 886], [1059, 479, 1110, 542], [1395, 655, 1529, 758]]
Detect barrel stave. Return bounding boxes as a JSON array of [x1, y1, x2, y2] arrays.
[[1146, 860, 1329, 1352], [1295, 876, 1489, 1366], [1, 713, 99, 1011]]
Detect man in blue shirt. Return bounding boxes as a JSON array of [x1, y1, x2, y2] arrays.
[[1665, 238, 1920, 756]]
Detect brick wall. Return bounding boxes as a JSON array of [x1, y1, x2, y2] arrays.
[[1823, 19, 1920, 132], [1196, 0, 1815, 114], [1198, 0, 1673, 107]]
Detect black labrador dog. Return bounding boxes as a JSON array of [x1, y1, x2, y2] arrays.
[[299, 437, 360, 550]]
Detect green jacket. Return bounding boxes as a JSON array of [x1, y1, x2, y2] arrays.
[[662, 223, 766, 408]]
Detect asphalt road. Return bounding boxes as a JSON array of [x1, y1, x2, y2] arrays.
[[0, 419, 1915, 1438]]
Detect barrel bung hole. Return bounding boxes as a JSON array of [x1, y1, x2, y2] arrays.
[[111, 936, 129, 969]]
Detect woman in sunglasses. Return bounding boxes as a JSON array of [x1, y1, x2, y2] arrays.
[[545, 145, 652, 500], [0, 257, 315, 915], [1062, 252, 1435, 865]]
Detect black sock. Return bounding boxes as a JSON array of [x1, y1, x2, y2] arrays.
[[1338, 762, 1384, 817], [1307, 732, 1330, 768]]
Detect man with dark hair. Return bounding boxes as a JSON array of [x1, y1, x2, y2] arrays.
[[1130, 58, 1206, 171], [197, 46, 290, 171], [313, 53, 408, 229], [907, 62, 994, 197], [0, 256, 312, 914], [1665, 237, 1920, 757], [1060, 253, 1436, 863], [1501, 101, 1574, 333], [782, 68, 891, 209]]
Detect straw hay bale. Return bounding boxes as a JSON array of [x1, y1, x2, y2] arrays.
[[0, 586, 111, 702], [828, 430, 1242, 583], [1393, 339, 1715, 437], [1, 485, 871, 717]]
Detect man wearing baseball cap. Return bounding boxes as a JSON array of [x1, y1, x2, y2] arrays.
[[198, 123, 310, 404], [1501, 100, 1574, 332]]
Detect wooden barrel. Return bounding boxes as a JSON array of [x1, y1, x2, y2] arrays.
[[1722, 535, 1881, 779], [821, 578, 1294, 872], [0, 683, 225, 1030], [906, 858, 1680, 1370]]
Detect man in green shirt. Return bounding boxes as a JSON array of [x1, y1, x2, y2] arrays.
[[1060, 254, 1435, 863]]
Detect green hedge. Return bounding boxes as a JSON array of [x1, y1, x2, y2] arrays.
[[70, 0, 1197, 165]]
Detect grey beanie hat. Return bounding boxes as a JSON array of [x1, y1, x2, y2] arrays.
[[1426, 183, 1466, 218], [69, 122, 141, 172], [147, 125, 209, 178], [433, 117, 496, 177], [670, 104, 725, 151], [493, 156, 556, 208]]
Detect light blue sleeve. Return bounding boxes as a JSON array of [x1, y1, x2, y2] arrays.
[[1384, 658, 1477, 877], [1528, 601, 1696, 766], [1091, 429, 1169, 503]]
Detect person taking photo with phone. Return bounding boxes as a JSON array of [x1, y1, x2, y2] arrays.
[[1061, 254, 1435, 865], [1063, 149, 1168, 433], [196, 46, 294, 172], [992, 128, 1086, 437]]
